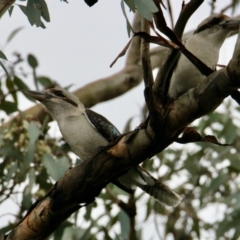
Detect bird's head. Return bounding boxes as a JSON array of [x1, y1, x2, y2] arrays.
[[25, 87, 85, 120], [194, 14, 240, 40]]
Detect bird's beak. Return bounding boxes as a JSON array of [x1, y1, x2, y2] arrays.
[[24, 90, 52, 102], [220, 19, 240, 30]]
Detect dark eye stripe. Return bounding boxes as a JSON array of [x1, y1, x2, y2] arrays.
[[194, 23, 210, 34], [54, 90, 65, 97], [49, 88, 78, 107], [194, 17, 223, 34]]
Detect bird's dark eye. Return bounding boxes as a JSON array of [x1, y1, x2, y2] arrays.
[[54, 90, 65, 97], [210, 17, 221, 25]]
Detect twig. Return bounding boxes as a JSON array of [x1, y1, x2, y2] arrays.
[[220, 3, 232, 14], [141, 17, 154, 114], [153, 0, 204, 103], [209, 0, 216, 15], [154, 212, 164, 240], [166, 0, 174, 29]]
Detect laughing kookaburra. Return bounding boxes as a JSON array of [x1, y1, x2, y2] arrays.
[[168, 14, 240, 99], [25, 88, 181, 207]]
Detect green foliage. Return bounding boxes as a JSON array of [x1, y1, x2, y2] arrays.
[[42, 154, 70, 181], [119, 210, 130, 239], [120, 0, 159, 35], [0, 61, 9, 76], [27, 54, 38, 69], [0, 50, 8, 61], [20, 0, 50, 28], [134, 0, 158, 21], [5, 27, 25, 45]]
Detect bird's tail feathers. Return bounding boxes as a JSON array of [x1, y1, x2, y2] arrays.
[[139, 180, 182, 207], [137, 167, 182, 207], [115, 166, 182, 207]]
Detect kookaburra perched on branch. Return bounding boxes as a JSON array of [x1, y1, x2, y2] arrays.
[[25, 88, 181, 207], [168, 14, 240, 99]]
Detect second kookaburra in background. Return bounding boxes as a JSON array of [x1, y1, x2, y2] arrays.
[[25, 88, 181, 207], [168, 14, 240, 99]]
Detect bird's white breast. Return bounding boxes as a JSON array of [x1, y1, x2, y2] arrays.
[[168, 34, 221, 99], [58, 113, 109, 161]]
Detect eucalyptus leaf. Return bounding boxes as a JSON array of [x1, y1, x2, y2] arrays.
[[22, 185, 32, 209], [28, 168, 36, 188], [6, 77, 18, 104], [0, 101, 18, 114], [27, 54, 38, 68], [37, 76, 52, 87], [18, 5, 27, 15], [6, 27, 24, 45], [118, 210, 130, 239], [142, 0, 158, 12], [201, 174, 228, 197], [8, 6, 14, 16], [17, 162, 29, 183], [121, 0, 134, 37], [0, 50, 7, 60], [229, 154, 240, 171], [26, 0, 42, 26], [53, 221, 73, 240], [62, 226, 90, 240], [225, 192, 240, 209], [217, 210, 240, 238], [102, 227, 112, 240], [28, 121, 41, 145], [0, 61, 9, 76], [193, 218, 200, 239], [0, 140, 24, 161], [124, 0, 135, 12], [39, 0, 50, 22], [26, 121, 41, 164], [79, 223, 93, 240], [14, 76, 30, 90], [42, 154, 70, 181], [6, 77, 14, 90], [134, 0, 153, 21], [84, 203, 94, 221], [5, 161, 18, 182]]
